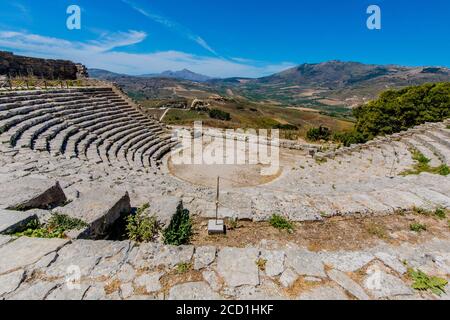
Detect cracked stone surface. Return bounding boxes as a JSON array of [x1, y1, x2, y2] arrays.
[[168, 282, 222, 300], [286, 248, 326, 277], [193, 246, 216, 270], [0, 237, 68, 274], [134, 272, 163, 293], [260, 249, 285, 277], [327, 269, 370, 300], [0, 269, 25, 296], [363, 269, 414, 298], [217, 248, 260, 287], [298, 284, 349, 300], [0, 237, 448, 300], [321, 251, 374, 272]]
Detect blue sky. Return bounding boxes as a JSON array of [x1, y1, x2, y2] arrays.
[[0, 0, 449, 77]]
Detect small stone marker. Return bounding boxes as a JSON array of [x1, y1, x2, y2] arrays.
[[208, 219, 225, 235], [208, 176, 225, 235]]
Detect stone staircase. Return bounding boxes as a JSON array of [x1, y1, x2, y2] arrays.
[[0, 88, 175, 170]]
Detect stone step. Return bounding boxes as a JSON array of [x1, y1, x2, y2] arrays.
[[0, 176, 67, 211], [403, 137, 442, 167], [109, 130, 153, 165], [54, 187, 131, 239], [413, 135, 449, 165], [80, 121, 138, 159]]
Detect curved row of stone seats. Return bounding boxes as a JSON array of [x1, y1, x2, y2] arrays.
[[314, 120, 450, 169], [0, 88, 174, 170]]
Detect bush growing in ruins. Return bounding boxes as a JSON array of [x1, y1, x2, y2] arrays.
[[126, 203, 161, 242], [163, 203, 192, 245], [208, 108, 231, 121]]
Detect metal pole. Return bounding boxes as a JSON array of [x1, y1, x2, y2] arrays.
[[215, 176, 220, 222]]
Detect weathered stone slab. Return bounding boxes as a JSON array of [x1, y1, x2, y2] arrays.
[[202, 270, 221, 291], [285, 249, 326, 277], [147, 195, 181, 226], [375, 252, 407, 275], [363, 270, 413, 298], [0, 269, 25, 296], [134, 272, 163, 293], [321, 251, 374, 272], [0, 176, 66, 210], [0, 237, 68, 274], [46, 284, 90, 300], [327, 269, 370, 300], [6, 281, 60, 300], [217, 248, 260, 287], [0, 209, 37, 234], [194, 246, 216, 270], [279, 268, 298, 288], [0, 235, 14, 247], [45, 240, 131, 278], [168, 282, 222, 300], [260, 250, 285, 277], [298, 284, 349, 300], [129, 243, 194, 269], [56, 188, 131, 239], [235, 280, 286, 300]]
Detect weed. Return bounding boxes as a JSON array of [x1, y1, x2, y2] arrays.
[[366, 223, 388, 239], [256, 258, 267, 271], [269, 214, 294, 233], [434, 208, 447, 220], [12, 214, 87, 239], [126, 203, 161, 243], [410, 222, 427, 233], [401, 149, 449, 176], [163, 203, 193, 246], [228, 217, 239, 230], [408, 268, 448, 296], [176, 262, 192, 274]]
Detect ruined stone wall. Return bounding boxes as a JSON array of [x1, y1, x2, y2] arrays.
[[0, 51, 84, 80]]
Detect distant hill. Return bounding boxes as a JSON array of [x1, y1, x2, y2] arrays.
[[89, 68, 212, 82], [141, 69, 213, 82], [211, 61, 450, 112]]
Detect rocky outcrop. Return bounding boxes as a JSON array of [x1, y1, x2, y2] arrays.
[[0, 51, 84, 80]]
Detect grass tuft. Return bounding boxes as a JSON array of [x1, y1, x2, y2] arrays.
[[269, 214, 294, 233]]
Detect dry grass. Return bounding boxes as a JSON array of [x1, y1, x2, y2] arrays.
[[191, 211, 450, 251]]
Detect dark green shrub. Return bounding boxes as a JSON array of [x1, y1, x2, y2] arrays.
[[353, 82, 450, 140], [163, 203, 192, 245], [306, 126, 331, 141], [208, 108, 231, 121]]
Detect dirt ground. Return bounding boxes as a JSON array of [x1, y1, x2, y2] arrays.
[[191, 211, 450, 252], [168, 136, 304, 188]]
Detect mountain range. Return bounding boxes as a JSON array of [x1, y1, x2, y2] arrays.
[[89, 61, 450, 112], [89, 68, 212, 82]]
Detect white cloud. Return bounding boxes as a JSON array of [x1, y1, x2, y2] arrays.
[[0, 30, 294, 78], [121, 0, 218, 56]]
